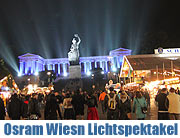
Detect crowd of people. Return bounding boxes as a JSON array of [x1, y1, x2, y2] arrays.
[[155, 87, 180, 120], [0, 86, 180, 120]]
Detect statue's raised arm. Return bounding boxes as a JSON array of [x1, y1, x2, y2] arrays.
[[74, 34, 81, 46]]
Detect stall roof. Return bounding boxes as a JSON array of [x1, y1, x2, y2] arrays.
[[126, 54, 180, 70]]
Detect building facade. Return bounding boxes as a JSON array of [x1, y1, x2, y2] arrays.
[[18, 48, 131, 77]]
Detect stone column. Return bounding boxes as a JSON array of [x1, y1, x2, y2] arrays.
[[30, 61, 33, 74], [100, 61, 103, 69], [47, 64, 51, 70], [19, 62, 24, 75], [35, 61, 37, 73], [58, 63, 61, 75], [53, 64, 55, 71], [42, 64, 45, 71], [116, 57, 120, 68], [63, 63, 66, 74], [110, 57, 114, 70], [106, 61, 108, 72], [89, 62, 92, 70], [84, 62, 87, 73], [95, 61, 97, 68], [25, 61, 28, 74]]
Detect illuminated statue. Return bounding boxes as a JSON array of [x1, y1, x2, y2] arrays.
[[68, 34, 81, 65]]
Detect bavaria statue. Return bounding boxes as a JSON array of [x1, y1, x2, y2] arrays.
[[68, 34, 81, 65]]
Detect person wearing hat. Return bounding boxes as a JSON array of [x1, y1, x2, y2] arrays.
[[119, 91, 131, 120], [104, 87, 120, 120], [166, 88, 180, 120]]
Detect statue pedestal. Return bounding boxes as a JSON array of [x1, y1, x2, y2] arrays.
[[69, 65, 81, 79]]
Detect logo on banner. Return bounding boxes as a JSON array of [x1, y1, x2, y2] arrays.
[[158, 47, 163, 54]]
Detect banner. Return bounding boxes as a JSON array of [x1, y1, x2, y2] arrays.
[[0, 120, 179, 138]]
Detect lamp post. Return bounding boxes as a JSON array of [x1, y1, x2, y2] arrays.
[[171, 61, 174, 77], [47, 72, 51, 84], [163, 62, 165, 80], [156, 65, 158, 80]]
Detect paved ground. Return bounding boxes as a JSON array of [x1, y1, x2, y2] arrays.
[[5, 98, 158, 120]]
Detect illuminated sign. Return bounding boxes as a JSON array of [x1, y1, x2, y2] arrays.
[[155, 48, 180, 54], [134, 77, 144, 84]]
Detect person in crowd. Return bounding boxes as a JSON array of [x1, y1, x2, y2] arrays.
[[7, 93, 22, 120], [83, 91, 88, 99], [143, 89, 150, 108], [176, 87, 180, 95], [28, 93, 41, 120], [63, 93, 75, 120], [132, 91, 147, 120], [38, 93, 44, 110], [54, 92, 63, 119], [97, 90, 101, 99], [157, 89, 162, 95], [104, 87, 120, 120], [59, 91, 66, 118], [129, 90, 135, 102], [71, 91, 75, 97], [44, 93, 61, 120], [72, 89, 85, 120], [119, 91, 131, 120], [21, 95, 30, 119], [166, 88, 180, 120], [0, 96, 6, 120], [155, 88, 169, 120], [86, 91, 99, 120], [117, 91, 122, 99], [99, 90, 107, 114], [126, 90, 132, 101]]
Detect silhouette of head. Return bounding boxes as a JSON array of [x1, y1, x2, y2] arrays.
[[72, 38, 76, 44]]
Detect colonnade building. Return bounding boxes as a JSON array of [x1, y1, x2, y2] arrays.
[[18, 48, 131, 77]]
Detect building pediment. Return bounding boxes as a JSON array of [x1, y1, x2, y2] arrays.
[[18, 53, 37, 58], [109, 48, 132, 56], [18, 53, 44, 60]]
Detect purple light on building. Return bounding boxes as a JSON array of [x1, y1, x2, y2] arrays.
[[18, 48, 131, 76]]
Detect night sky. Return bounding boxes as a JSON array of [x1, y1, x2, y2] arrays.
[[0, 0, 180, 72]]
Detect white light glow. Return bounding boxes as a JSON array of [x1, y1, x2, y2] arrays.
[[87, 71, 91, 76], [5, 87, 9, 91], [47, 72, 51, 75], [112, 68, 117, 72], [34, 84, 38, 89], [63, 72, 68, 77], [28, 84, 33, 90], [35, 72, 39, 76], [18, 72, 22, 77]]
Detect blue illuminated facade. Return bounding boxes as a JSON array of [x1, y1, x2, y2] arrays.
[[18, 48, 131, 76]]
